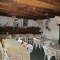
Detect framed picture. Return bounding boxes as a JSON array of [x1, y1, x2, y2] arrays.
[[13, 22, 19, 27], [23, 19, 28, 26]]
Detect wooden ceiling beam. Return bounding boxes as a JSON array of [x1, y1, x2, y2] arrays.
[[0, 1, 57, 13], [0, 5, 30, 14], [13, 0, 60, 11]]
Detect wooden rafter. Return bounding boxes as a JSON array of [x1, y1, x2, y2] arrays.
[[0, 0, 60, 19], [13, 0, 60, 11]]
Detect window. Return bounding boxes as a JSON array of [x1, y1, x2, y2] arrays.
[[23, 19, 28, 26]]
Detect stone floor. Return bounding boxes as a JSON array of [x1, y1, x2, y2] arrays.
[[30, 47, 56, 60]]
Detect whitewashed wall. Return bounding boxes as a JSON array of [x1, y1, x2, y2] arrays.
[[0, 16, 59, 40], [0, 16, 14, 26], [40, 16, 59, 40], [0, 16, 39, 27]]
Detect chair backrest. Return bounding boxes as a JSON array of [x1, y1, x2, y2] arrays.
[[42, 41, 54, 47], [6, 35, 12, 39], [18, 40, 22, 44], [42, 45, 48, 55], [33, 38, 37, 43], [2, 48, 8, 60], [42, 45, 56, 60], [27, 44, 33, 53]]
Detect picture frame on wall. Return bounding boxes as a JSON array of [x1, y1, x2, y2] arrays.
[[13, 22, 19, 27], [23, 19, 28, 27]]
